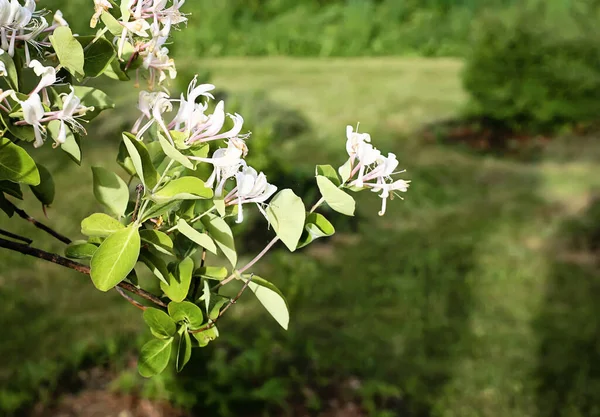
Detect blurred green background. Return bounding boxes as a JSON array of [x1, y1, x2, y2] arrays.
[[2, 0, 600, 416]]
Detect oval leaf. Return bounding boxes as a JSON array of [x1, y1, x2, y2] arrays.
[[138, 338, 173, 378], [92, 166, 129, 218], [143, 308, 176, 339], [139, 249, 170, 286], [168, 301, 204, 330], [176, 330, 192, 372], [0, 137, 40, 185], [81, 213, 125, 237], [49, 27, 84, 79], [122, 133, 159, 189], [160, 257, 194, 302], [201, 214, 237, 267], [76, 35, 117, 78], [140, 229, 174, 255], [90, 224, 141, 291], [297, 213, 335, 249], [0, 49, 18, 90], [177, 219, 217, 254], [266, 189, 306, 252], [65, 240, 98, 259], [152, 177, 213, 203], [247, 276, 290, 330], [29, 164, 54, 206], [316, 176, 355, 216], [158, 132, 194, 169]]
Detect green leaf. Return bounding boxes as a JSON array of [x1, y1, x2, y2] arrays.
[[138, 338, 173, 378], [90, 224, 141, 291], [152, 177, 213, 203], [122, 133, 159, 189], [168, 301, 204, 329], [209, 298, 229, 321], [28, 164, 54, 206], [338, 159, 353, 184], [49, 27, 85, 79], [140, 229, 173, 256], [316, 176, 355, 216], [143, 308, 176, 339], [266, 189, 306, 252], [158, 132, 194, 169], [0, 180, 22, 199], [195, 266, 228, 280], [48, 121, 81, 164], [81, 213, 125, 237], [0, 137, 40, 185], [101, 11, 123, 35], [103, 57, 129, 81], [139, 200, 181, 223], [192, 327, 219, 347], [73, 86, 114, 120], [246, 276, 290, 330], [176, 219, 217, 254], [0, 50, 18, 90], [297, 213, 336, 249], [160, 257, 193, 302], [316, 165, 341, 186], [92, 166, 129, 218], [176, 329, 192, 372], [139, 249, 170, 286], [76, 35, 116, 78], [65, 240, 98, 259], [201, 214, 237, 267], [202, 280, 211, 316], [214, 198, 226, 217]]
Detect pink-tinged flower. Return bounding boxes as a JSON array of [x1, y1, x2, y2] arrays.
[[29, 60, 56, 95], [53, 86, 93, 144]]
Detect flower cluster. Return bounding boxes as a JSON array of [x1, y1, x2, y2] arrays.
[[94, 0, 186, 88], [344, 125, 410, 216], [0, 0, 68, 63], [132, 78, 277, 223], [0, 57, 93, 147]]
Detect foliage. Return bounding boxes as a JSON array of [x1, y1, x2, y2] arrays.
[[0, 0, 409, 381], [462, 4, 600, 132]]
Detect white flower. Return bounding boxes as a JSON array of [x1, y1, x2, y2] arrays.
[[53, 10, 68, 27], [29, 60, 56, 94], [19, 92, 45, 147], [53, 86, 92, 144], [131, 90, 172, 139], [191, 139, 249, 196], [227, 166, 277, 223], [369, 179, 410, 216]]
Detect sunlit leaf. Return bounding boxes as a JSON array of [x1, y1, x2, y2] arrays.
[[152, 177, 213, 203], [297, 213, 335, 249], [176, 219, 217, 254], [138, 338, 172, 378], [176, 329, 192, 372], [50, 27, 85, 79], [201, 214, 237, 267], [316, 175, 355, 216], [266, 189, 306, 252], [64, 240, 98, 259], [140, 229, 174, 256], [168, 301, 204, 329], [81, 213, 125, 237], [160, 257, 193, 302], [0, 137, 40, 185], [92, 166, 129, 217], [122, 133, 159, 189], [246, 275, 289, 330], [143, 308, 176, 339], [90, 224, 141, 291]]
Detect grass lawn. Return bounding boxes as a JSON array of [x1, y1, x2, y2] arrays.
[[1, 57, 600, 417]]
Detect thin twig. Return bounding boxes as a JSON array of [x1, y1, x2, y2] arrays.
[[0, 228, 33, 245], [132, 184, 144, 223], [0, 237, 168, 309], [7, 201, 72, 244], [116, 286, 147, 311], [190, 274, 254, 334]]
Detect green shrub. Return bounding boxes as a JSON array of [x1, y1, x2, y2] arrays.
[[462, 5, 600, 132]]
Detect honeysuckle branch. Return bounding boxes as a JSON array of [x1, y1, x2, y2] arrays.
[[132, 184, 144, 222], [7, 200, 72, 244], [190, 274, 254, 334], [116, 286, 147, 311], [0, 228, 33, 245], [0, 237, 168, 309]]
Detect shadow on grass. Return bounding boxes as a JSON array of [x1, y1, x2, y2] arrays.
[[534, 197, 600, 417]]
